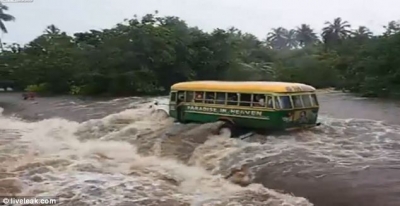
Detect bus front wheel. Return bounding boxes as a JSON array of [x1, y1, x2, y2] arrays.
[[218, 122, 237, 138]]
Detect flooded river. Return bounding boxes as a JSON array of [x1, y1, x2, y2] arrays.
[[0, 91, 399, 206]]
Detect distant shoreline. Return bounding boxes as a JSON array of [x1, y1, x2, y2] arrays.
[[0, 92, 156, 122]]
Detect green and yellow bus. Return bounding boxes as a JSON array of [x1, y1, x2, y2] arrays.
[[167, 81, 320, 137]]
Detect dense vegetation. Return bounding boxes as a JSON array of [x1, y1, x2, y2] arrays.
[[1, 6, 400, 97]]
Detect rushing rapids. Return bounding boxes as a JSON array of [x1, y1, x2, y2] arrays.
[[0, 93, 399, 206], [0, 100, 312, 206]]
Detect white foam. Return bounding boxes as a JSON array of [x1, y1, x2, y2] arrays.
[[0, 99, 312, 206]]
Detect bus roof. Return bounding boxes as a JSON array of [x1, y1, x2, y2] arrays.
[[171, 81, 316, 93]]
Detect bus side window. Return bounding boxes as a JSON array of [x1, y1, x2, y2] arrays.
[[291, 95, 303, 108], [216, 92, 226, 104], [301, 94, 312, 107], [274, 96, 281, 109], [205, 92, 215, 104], [252, 94, 266, 107], [170, 92, 177, 102], [185, 91, 194, 102], [194, 91, 204, 103], [177, 91, 185, 103], [266, 96, 273, 109], [279, 96, 293, 109], [239, 93, 251, 106], [310, 94, 319, 106], [227, 93, 238, 106]]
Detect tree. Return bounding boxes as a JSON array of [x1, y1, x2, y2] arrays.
[[285, 29, 298, 49], [267, 27, 289, 49], [0, 3, 15, 51], [322, 17, 351, 46], [44, 24, 61, 35], [351, 26, 373, 42], [352, 26, 372, 37], [296, 24, 318, 47], [0, 12, 399, 98], [383, 20, 400, 36]]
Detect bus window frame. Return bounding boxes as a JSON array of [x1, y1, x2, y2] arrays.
[[310, 93, 319, 106], [227, 92, 239, 106], [275, 95, 294, 110], [177, 91, 185, 103], [239, 93, 252, 107], [180, 90, 318, 110], [291, 94, 304, 108], [194, 91, 204, 103], [170, 91, 177, 102], [204, 91, 216, 104], [215, 92, 226, 105], [265, 95, 274, 109], [272, 95, 281, 109], [251, 93, 270, 108], [185, 91, 194, 102], [301, 94, 313, 108]]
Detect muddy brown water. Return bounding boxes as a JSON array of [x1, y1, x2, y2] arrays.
[[0, 91, 399, 206], [263, 91, 400, 206]]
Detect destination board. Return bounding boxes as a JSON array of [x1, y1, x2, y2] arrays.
[[186, 105, 268, 119]]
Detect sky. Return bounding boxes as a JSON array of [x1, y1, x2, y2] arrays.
[[1, 0, 399, 45]]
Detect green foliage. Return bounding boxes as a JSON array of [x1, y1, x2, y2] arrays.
[[1, 11, 400, 98], [25, 83, 49, 93]]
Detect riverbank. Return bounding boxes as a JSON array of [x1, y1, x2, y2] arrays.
[[0, 92, 152, 122]]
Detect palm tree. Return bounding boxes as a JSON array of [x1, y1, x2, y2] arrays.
[[267, 27, 288, 49], [0, 3, 15, 51], [295, 24, 318, 47], [383, 20, 400, 36], [44, 24, 61, 35], [321, 17, 351, 44], [352, 26, 373, 39], [285, 29, 298, 49], [267, 27, 299, 49]]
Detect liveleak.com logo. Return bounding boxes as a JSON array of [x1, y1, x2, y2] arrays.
[[0, 0, 33, 3]]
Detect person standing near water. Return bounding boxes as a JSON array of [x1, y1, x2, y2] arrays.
[[22, 92, 36, 100]]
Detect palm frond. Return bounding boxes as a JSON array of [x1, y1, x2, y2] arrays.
[[0, 4, 9, 11], [0, 21, 7, 33], [0, 13, 15, 21]]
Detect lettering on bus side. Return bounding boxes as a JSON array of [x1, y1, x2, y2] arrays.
[[186, 105, 267, 118]]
